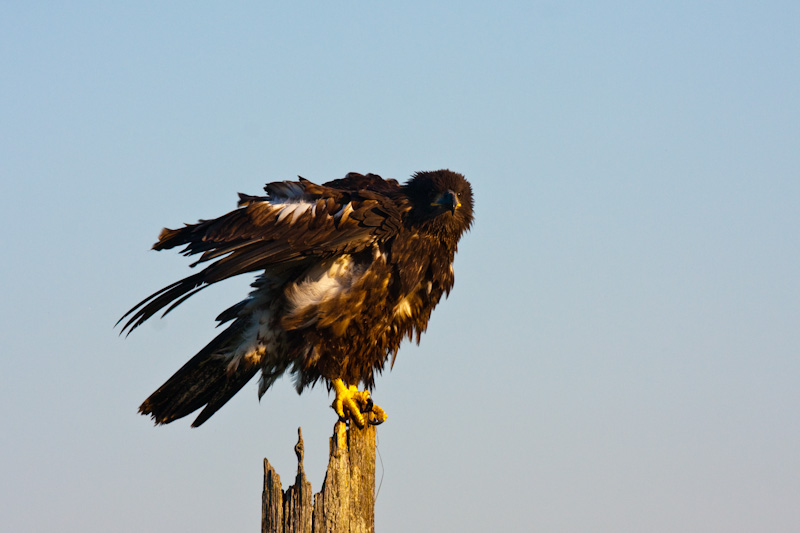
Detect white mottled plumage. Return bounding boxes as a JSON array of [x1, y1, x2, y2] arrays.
[[286, 255, 362, 315], [226, 306, 272, 372], [272, 200, 316, 225]]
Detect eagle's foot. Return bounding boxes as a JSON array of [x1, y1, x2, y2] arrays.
[[331, 378, 387, 428]]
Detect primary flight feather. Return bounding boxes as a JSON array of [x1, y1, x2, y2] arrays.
[[119, 170, 474, 427]]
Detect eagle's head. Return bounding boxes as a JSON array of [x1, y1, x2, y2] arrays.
[[404, 169, 474, 240]]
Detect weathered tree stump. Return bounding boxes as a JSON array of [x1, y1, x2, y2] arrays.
[[262, 422, 376, 533]]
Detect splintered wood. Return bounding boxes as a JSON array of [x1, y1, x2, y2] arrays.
[[262, 422, 376, 533]]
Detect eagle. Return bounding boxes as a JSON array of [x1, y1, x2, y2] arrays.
[[119, 169, 474, 428]]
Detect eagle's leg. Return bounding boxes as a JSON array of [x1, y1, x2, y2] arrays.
[[331, 378, 387, 428]]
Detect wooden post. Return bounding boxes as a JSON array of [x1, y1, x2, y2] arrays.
[[262, 422, 376, 533]]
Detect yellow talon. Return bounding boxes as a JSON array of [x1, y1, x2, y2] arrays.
[[331, 378, 388, 428]]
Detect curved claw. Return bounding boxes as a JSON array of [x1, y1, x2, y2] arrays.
[[331, 379, 387, 428], [368, 403, 387, 425]]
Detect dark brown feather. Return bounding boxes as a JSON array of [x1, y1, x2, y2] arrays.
[[122, 170, 473, 426]]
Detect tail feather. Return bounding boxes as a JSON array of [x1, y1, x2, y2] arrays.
[[138, 321, 259, 427]]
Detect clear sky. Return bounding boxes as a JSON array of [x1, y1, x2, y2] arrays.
[[2, 2, 799, 532]]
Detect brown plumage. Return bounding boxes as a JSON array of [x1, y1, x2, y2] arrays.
[[119, 170, 474, 427]]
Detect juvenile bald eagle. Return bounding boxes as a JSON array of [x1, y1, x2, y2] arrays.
[[119, 170, 473, 427]]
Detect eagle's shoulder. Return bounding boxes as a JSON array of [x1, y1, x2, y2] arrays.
[[322, 172, 401, 196]]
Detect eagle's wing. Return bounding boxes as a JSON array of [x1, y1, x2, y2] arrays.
[[118, 176, 405, 334]]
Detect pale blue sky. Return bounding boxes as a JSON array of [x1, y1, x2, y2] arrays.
[[2, 2, 799, 532]]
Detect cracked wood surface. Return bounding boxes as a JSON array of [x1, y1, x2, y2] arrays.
[[262, 422, 376, 533]]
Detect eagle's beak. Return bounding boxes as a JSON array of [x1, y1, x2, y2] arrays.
[[434, 190, 461, 213]]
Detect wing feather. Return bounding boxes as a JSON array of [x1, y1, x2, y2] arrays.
[[119, 174, 406, 334]]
